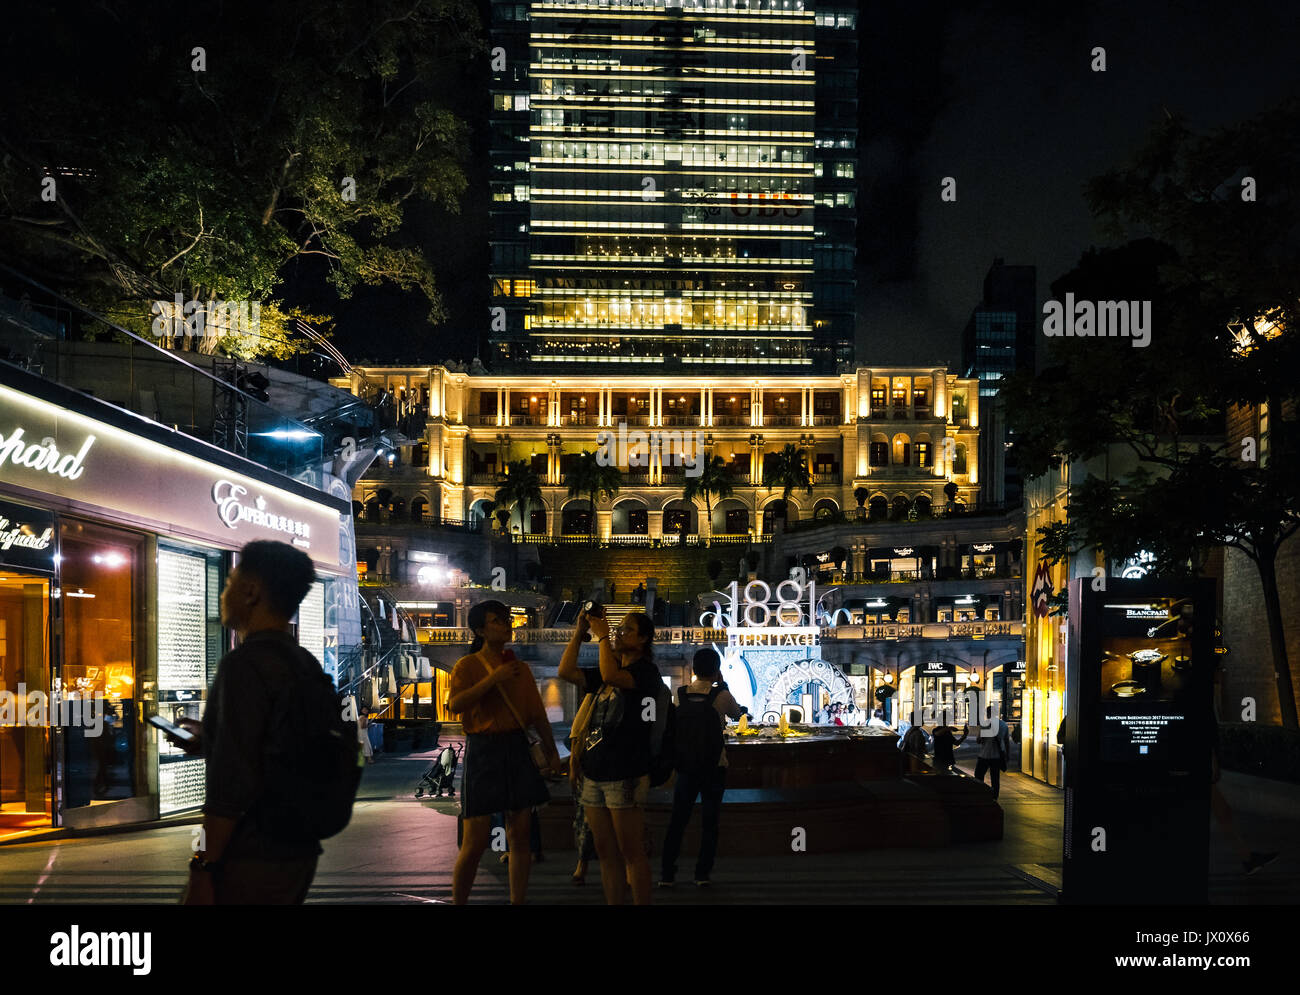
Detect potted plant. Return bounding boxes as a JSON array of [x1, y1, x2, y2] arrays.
[[853, 486, 868, 521]]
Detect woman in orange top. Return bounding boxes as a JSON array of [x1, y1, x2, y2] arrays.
[[448, 600, 561, 905]]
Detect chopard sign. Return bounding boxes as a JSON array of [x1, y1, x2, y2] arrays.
[[0, 426, 95, 480], [212, 480, 312, 546], [0, 516, 52, 552]]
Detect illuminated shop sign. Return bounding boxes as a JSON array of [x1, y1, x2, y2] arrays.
[[212, 480, 312, 547], [972, 543, 995, 553], [0, 499, 56, 572], [893, 547, 915, 556], [0, 426, 95, 479], [0, 385, 341, 568], [921, 660, 955, 678]]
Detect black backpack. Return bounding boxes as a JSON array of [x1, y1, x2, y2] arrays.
[[647, 679, 676, 788], [251, 642, 363, 843], [673, 685, 724, 776]]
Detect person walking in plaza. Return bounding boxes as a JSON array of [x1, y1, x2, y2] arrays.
[[973, 717, 1011, 798], [558, 607, 661, 905], [930, 722, 968, 773], [176, 541, 342, 905], [660, 648, 743, 888], [448, 600, 562, 905]]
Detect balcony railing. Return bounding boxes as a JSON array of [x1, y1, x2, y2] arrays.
[[812, 414, 840, 425], [503, 532, 771, 546], [419, 620, 1024, 646]]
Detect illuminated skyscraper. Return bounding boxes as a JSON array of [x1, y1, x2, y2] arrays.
[[488, 0, 856, 372]]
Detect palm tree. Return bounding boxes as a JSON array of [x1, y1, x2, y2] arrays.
[[683, 455, 734, 543], [764, 443, 813, 526], [564, 450, 622, 540], [494, 459, 545, 534]]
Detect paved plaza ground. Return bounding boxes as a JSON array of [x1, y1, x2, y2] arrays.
[[1, 740, 1295, 905]]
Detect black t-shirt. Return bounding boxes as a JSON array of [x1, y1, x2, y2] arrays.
[[579, 659, 662, 782]]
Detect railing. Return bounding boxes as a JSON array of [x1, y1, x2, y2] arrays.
[[420, 627, 474, 644], [469, 472, 499, 484], [415, 621, 1024, 646], [812, 415, 840, 425], [355, 514, 483, 533], [504, 532, 772, 547]]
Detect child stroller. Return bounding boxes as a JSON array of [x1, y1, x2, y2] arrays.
[[415, 741, 463, 798]]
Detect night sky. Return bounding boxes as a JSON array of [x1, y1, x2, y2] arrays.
[[227, 1, 1300, 369], [861, 0, 1300, 368]]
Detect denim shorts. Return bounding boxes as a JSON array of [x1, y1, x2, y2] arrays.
[[579, 774, 649, 810]]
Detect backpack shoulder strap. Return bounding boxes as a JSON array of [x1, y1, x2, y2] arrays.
[[706, 685, 723, 704]]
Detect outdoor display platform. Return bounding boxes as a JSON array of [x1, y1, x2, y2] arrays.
[[541, 727, 1004, 854]]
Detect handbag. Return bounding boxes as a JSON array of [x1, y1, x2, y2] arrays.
[[478, 651, 549, 773], [568, 692, 597, 788]]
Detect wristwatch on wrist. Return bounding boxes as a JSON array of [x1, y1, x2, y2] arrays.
[[190, 854, 223, 874]]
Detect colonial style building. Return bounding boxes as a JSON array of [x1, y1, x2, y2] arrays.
[[331, 365, 983, 540]]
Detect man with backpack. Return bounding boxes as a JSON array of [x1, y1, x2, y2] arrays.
[[659, 648, 744, 888], [175, 540, 361, 905]]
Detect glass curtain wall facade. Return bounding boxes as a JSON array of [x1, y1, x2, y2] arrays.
[[491, 0, 845, 372]]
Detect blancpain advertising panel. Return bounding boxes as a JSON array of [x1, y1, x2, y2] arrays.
[[0, 385, 341, 568]]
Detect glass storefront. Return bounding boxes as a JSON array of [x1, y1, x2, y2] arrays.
[[59, 519, 148, 823], [156, 544, 224, 816], [0, 571, 51, 831], [1, 380, 355, 831]]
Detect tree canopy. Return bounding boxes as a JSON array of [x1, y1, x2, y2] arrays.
[[1003, 100, 1300, 726], [0, 0, 480, 358]]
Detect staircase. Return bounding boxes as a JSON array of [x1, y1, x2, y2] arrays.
[[537, 544, 739, 610]]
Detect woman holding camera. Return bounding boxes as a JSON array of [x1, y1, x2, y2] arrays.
[[558, 606, 661, 905], [448, 600, 562, 905]]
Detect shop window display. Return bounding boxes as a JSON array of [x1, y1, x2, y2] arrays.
[[60, 521, 144, 808]]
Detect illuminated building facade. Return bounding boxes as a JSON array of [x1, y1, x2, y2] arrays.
[[332, 364, 981, 537], [488, 0, 856, 372]]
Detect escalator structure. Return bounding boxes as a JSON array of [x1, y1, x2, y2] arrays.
[[340, 586, 432, 723]]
